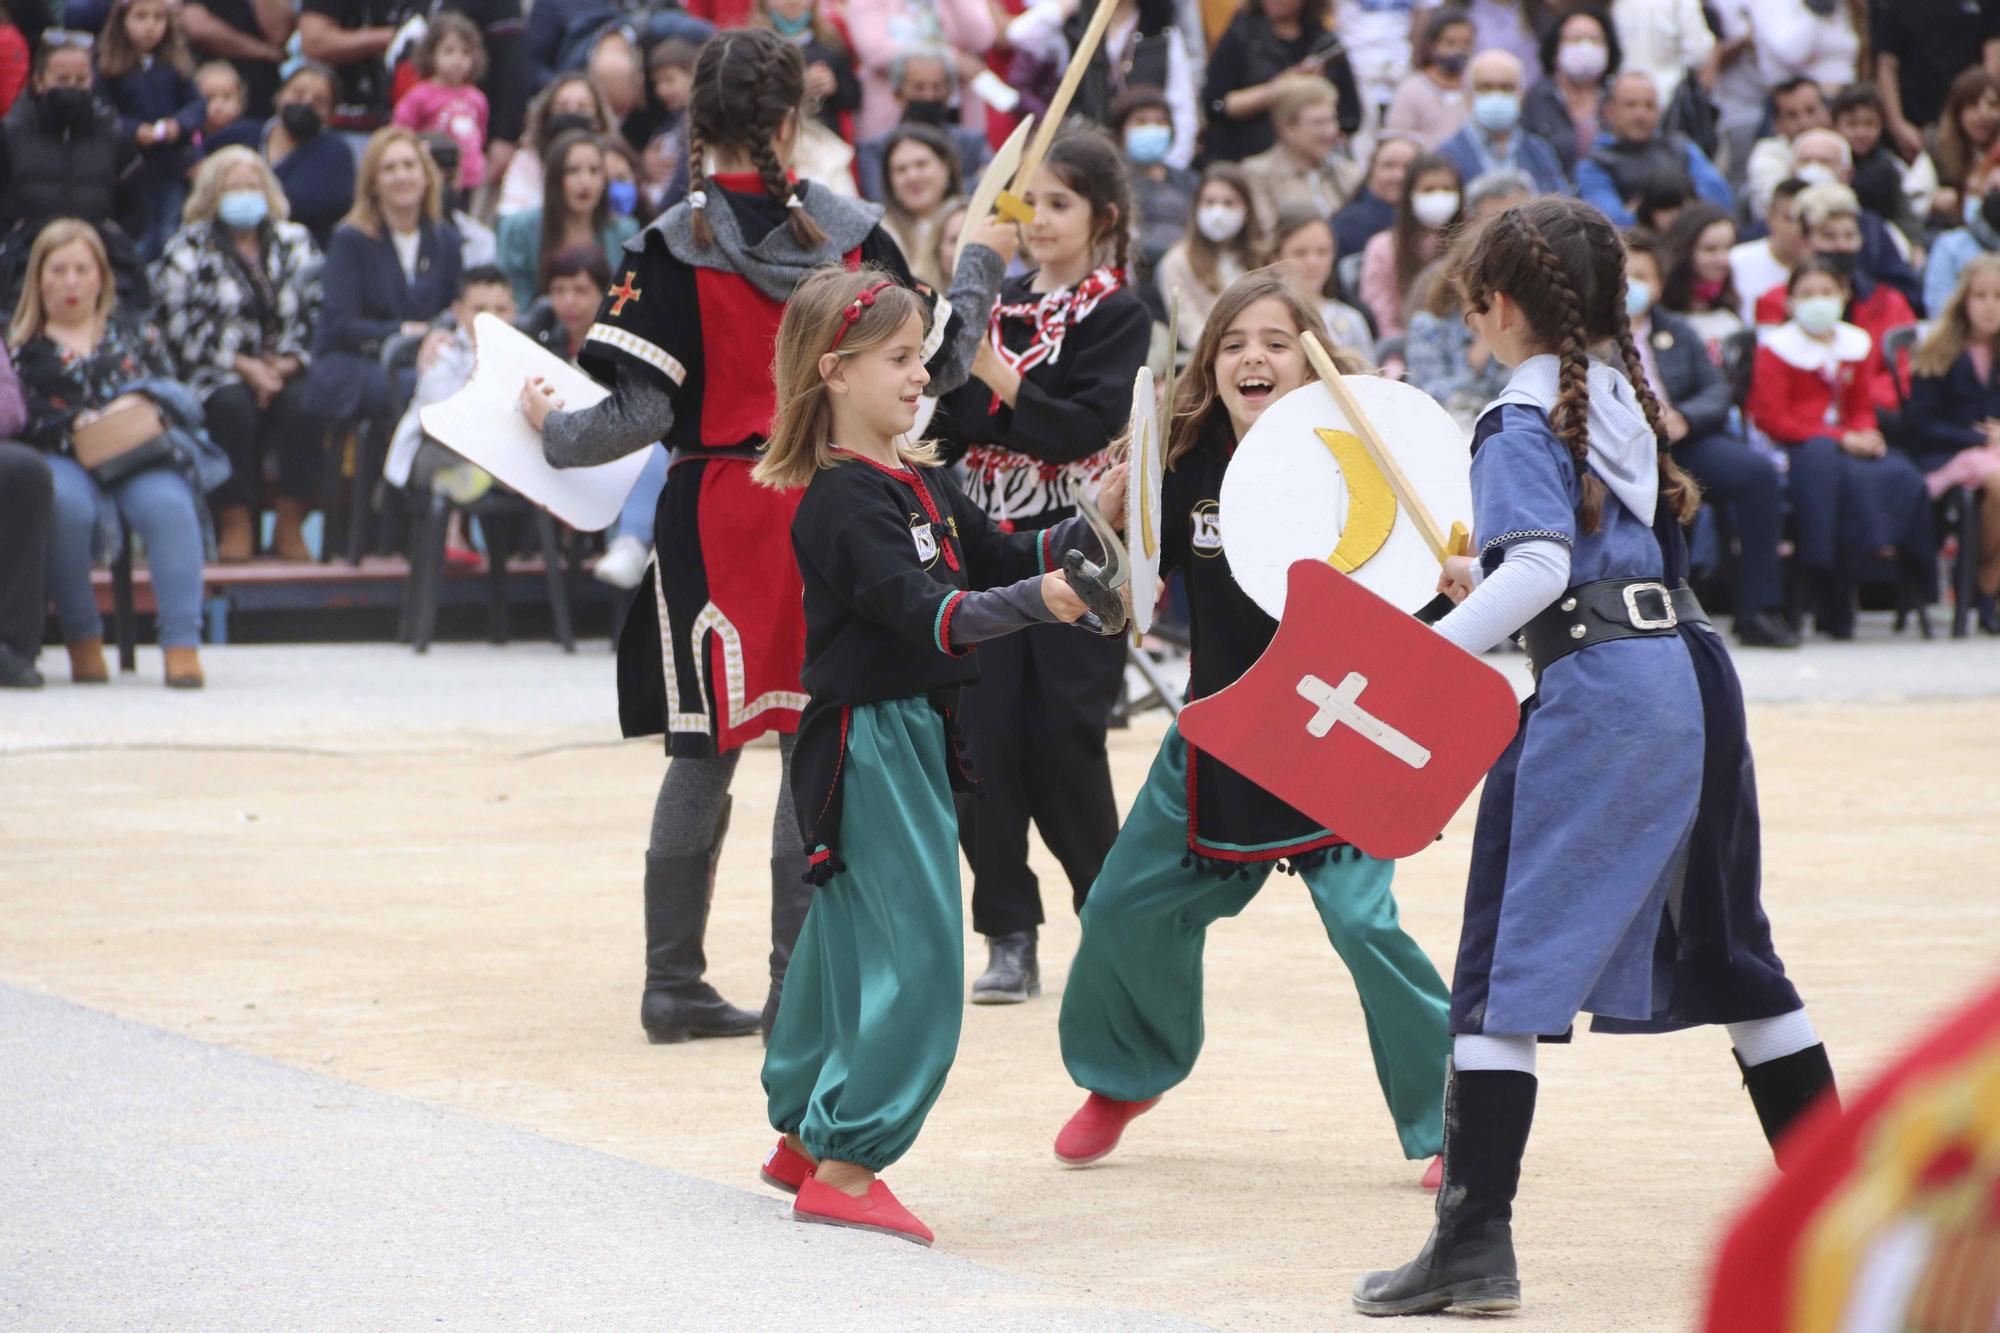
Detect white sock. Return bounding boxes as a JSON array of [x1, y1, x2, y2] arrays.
[[1454, 1033, 1537, 1074], [1728, 1009, 1820, 1067]]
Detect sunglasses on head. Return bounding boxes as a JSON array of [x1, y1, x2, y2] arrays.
[[42, 28, 96, 50]]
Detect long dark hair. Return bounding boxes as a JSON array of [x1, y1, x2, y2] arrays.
[[880, 122, 963, 225], [1451, 195, 1699, 533], [537, 129, 610, 294], [1659, 201, 1737, 315], [1391, 152, 1461, 303], [686, 27, 825, 252], [1041, 123, 1135, 277]]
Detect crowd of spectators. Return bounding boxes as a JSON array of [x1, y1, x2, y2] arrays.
[[4, 0, 2000, 688]]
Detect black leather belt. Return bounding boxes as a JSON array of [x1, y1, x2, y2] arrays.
[[668, 444, 762, 469], [1519, 578, 1709, 682]]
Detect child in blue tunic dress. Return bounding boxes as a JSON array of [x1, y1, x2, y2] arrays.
[[1353, 196, 1839, 1318]]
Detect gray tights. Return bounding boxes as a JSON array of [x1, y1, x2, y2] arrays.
[[649, 734, 799, 860]]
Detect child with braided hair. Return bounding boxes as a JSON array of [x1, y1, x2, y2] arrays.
[[521, 26, 1014, 1049], [1353, 195, 1837, 1317]]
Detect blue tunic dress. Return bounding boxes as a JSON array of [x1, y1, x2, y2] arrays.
[[1448, 359, 1705, 1038]]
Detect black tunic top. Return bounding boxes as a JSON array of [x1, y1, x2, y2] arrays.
[[788, 451, 1073, 869], [1167, 417, 1347, 863]]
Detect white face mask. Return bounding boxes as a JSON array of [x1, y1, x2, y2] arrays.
[[1794, 162, 1839, 187], [1410, 189, 1460, 228], [1196, 203, 1246, 243], [1557, 40, 1608, 82], [1793, 294, 1844, 335]]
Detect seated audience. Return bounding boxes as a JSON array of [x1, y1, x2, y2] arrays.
[[1905, 69, 2000, 238], [193, 60, 260, 154], [262, 62, 353, 247], [1157, 162, 1262, 351], [1753, 183, 1917, 352], [0, 35, 141, 253], [1784, 127, 1923, 312], [854, 46, 988, 204], [1267, 205, 1374, 361], [845, 0, 993, 143], [1904, 254, 2000, 633], [1742, 75, 1828, 220], [1626, 229, 1794, 647], [758, 0, 861, 138], [1730, 175, 1808, 322], [1359, 150, 1461, 340], [876, 122, 960, 291], [1240, 75, 1362, 233], [391, 13, 490, 195], [1332, 131, 1419, 260], [1113, 85, 1196, 312], [12, 218, 219, 686], [1829, 84, 1919, 243], [179, 0, 288, 119], [1748, 258, 1932, 639], [1520, 2, 1619, 178], [386, 264, 513, 503], [304, 127, 461, 430], [153, 147, 319, 562], [1200, 0, 1361, 165], [1576, 70, 1731, 227], [98, 0, 204, 261], [0, 345, 49, 688], [496, 74, 617, 219], [1403, 257, 1508, 425], [1384, 6, 1474, 149], [1659, 201, 1745, 361], [1436, 48, 1566, 196], [1924, 150, 2000, 321], [496, 130, 637, 311]]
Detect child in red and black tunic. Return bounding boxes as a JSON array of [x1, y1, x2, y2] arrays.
[[749, 268, 1121, 1246], [524, 28, 1009, 1046]]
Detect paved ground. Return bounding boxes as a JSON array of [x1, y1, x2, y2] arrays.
[[4, 622, 1997, 1330]]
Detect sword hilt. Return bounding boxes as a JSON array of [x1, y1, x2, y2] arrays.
[[1062, 549, 1129, 637], [994, 191, 1035, 225]]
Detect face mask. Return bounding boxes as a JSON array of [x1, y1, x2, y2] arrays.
[[1196, 203, 1246, 242], [1471, 90, 1520, 133], [42, 86, 93, 129], [1625, 278, 1653, 319], [770, 10, 812, 36], [606, 178, 638, 216], [1434, 51, 1469, 77], [545, 112, 594, 140], [217, 188, 269, 229], [1794, 162, 1839, 187], [279, 102, 322, 140], [1813, 248, 1857, 278], [1124, 123, 1171, 165], [1793, 295, 1844, 335], [1410, 189, 1460, 228], [1557, 40, 1608, 82], [902, 98, 951, 126]]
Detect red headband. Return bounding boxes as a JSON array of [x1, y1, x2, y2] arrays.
[[827, 280, 898, 354]]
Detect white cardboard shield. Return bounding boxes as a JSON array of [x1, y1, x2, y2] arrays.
[[1219, 375, 1472, 617], [1125, 364, 1164, 634], [419, 314, 646, 531]]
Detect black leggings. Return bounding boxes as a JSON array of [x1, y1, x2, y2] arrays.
[[203, 379, 320, 509]]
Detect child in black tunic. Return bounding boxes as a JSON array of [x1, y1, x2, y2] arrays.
[[751, 266, 1127, 1247]]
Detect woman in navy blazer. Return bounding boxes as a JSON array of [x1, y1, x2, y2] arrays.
[[304, 126, 462, 425]]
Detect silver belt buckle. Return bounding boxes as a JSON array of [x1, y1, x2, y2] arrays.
[[1621, 580, 1677, 630]]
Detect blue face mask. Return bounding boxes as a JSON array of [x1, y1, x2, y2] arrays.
[[1624, 278, 1654, 319], [1124, 123, 1171, 165], [770, 10, 812, 36], [607, 178, 639, 216], [1471, 90, 1520, 133], [217, 188, 269, 230]]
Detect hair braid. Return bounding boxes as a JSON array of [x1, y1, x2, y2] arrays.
[[1515, 212, 1606, 533], [1614, 323, 1703, 524], [749, 136, 826, 250], [686, 121, 714, 248]]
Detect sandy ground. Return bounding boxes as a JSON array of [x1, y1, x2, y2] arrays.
[[4, 643, 1998, 1330]]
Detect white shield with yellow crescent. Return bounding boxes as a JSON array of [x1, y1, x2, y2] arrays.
[[1219, 374, 1472, 617]]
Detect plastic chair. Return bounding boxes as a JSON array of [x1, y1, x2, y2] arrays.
[[403, 488, 576, 654]]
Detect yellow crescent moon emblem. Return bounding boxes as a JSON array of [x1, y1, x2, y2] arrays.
[[1316, 427, 1398, 573], [1137, 418, 1158, 559]]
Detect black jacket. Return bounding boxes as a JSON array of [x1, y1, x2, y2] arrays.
[[1648, 308, 1733, 441], [0, 92, 137, 234], [1903, 349, 2000, 464]]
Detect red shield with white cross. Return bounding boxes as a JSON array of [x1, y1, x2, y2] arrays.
[[1178, 560, 1521, 861]]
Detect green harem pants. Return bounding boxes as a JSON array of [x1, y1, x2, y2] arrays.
[[762, 696, 964, 1172], [1057, 725, 1452, 1160]]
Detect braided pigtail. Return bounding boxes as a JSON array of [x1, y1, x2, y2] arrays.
[[685, 121, 714, 249], [1515, 212, 1607, 534], [1040, 124, 1134, 280], [1613, 323, 1703, 524], [751, 136, 826, 250]]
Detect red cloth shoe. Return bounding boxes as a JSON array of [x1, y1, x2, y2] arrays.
[[1421, 1155, 1443, 1190], [1054, 1092, 1161, 1166], [792, 1175, 934, 1246], [759, 1136, 815, 1194]]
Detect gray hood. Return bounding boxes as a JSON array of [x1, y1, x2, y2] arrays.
[[649, 180, 883, 303], [1483, 353, 1659, 524]]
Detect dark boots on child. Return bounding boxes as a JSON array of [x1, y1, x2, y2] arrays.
[[1353, 1068, 1536, 1317], [970, 929, 1040, 1003], [1736, 1042, 1837, 1169], [640, 797, 759, 1043]]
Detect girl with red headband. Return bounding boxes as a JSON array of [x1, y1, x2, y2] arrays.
[[748, 267, 1126, 1246], [522, 28, 1012, 1050]]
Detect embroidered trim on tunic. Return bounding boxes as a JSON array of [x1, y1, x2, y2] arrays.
[[933, 590, 967, 655], [587, 323, 688, 386], [653, 554, 808, 735], [1480, 528, 1575, 555]]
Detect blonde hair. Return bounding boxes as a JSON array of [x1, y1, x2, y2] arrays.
[[754, 266, 938, 490], [1794, 182, 1860, 234], [1914, 252, 2000, 378], [8, 218, 116, 348], [184, 146, 290, 225], [341, 126, 446, 238], [1269, 74, 1337, 126]]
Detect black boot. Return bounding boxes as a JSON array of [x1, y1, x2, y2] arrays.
[[1734, 609, 1800, 649], [640, 798, 759, 1043], [1353, 1068, 1537, 1317], [1735, 1043, 1837, 1167], [1977, 595, 2000, 635], [969, 930, 1040, 1004], [762, 852, 813, 1044], [1816, 576, 1856, 640]]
